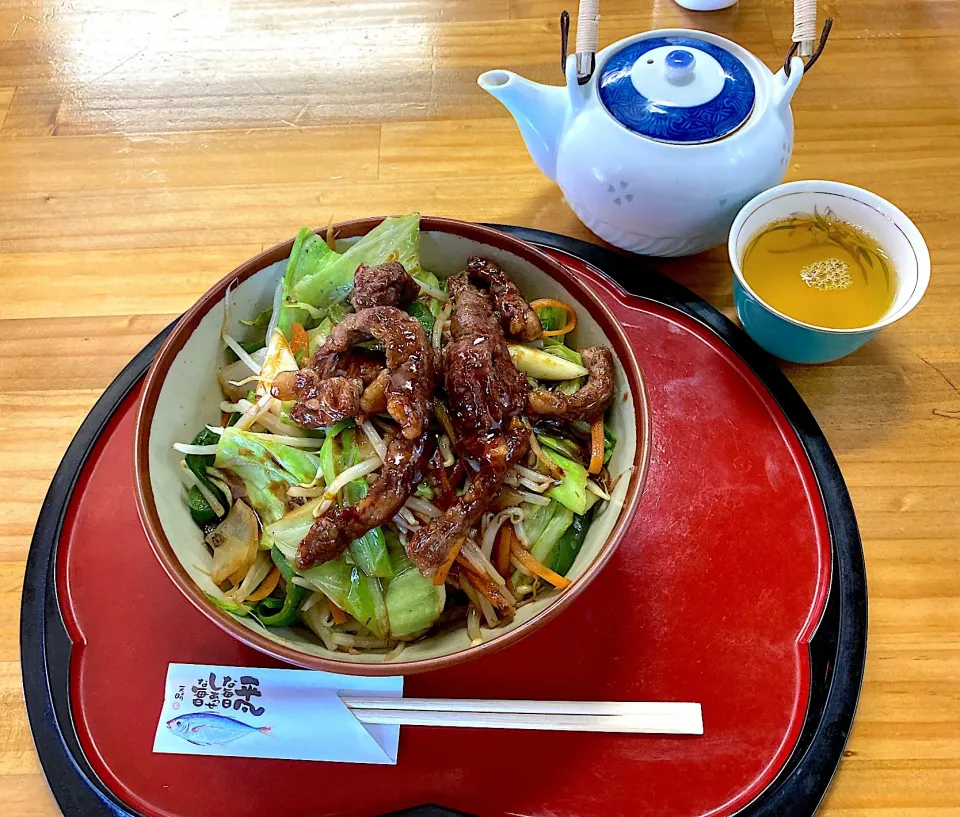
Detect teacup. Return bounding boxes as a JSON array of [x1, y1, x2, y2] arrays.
[[728, 180, 930, 364]]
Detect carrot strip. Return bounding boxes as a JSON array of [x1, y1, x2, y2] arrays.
[[329, 600, 347, 625], [290, 322, 309, 356], [457, 558, 514, 614], [589, 418, 604, 475], [433, 540, 463, 586], [247, 566, 280, 602], [510, 540, 572, 589], [531, 298, 577, 337], [494, 525, 513, 578]]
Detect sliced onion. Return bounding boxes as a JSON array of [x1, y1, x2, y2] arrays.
[[586, 480, 611, 500], [174, 443, 219, 456], [206, 475, 233, 507]]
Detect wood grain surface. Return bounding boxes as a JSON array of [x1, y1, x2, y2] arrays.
[[1, 0, 959, 813]]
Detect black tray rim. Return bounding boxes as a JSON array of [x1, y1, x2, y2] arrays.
[[20, 225, 867, 817]]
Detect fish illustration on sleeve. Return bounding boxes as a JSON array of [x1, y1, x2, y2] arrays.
[[167, 712, 273, 747]]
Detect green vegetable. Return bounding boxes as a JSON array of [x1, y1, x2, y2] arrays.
[[307, 317, 334, 356], [536, 305, 568, 333], [327, 302, 351, 324], [238, 338, 266, 355], [343, 481, 393, 577], [258, 596, 284, 614], [302, 560, 388, 638], [214, 428, 321, 525], [414, 481, 435, 501], [185, 428, 227, 526], [273, 423, 392, 578], [315, 419, 352, 484], [257, 548, 306, 627], [414, 269, 446, 321], [530, 503, 575, 563], [385, 568, 446, 638], [407, 301, 435, 336], [534, 431, 582, 461], [338, 427, 393, 578], [278, 227, 338, 339], [523, 500, 560, 545], [240, 307, 273, 329], [545, 513, 590, 576], [603, 423, 617, 465], [543, 338, 584, 367], [264, 498, 321, 555], [543, 338, 586, 393], [508, 344, 588, 380], [188, 485, 219, 526], [292, 214, 421, 310], [571, 420, 617, 465], [205, 592, 251, 617], [542, 448, 589, 515]]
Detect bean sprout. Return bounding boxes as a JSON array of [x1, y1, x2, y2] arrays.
[[360, 418, 387, 460]]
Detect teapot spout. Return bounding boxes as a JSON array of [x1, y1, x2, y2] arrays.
[[478, 70, 569, 182]]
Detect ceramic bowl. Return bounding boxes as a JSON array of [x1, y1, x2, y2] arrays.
[[135, 217, 651, 675], [729, 180, 930, 364]]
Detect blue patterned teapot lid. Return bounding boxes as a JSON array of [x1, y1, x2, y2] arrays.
[[597, 35, 756, 144]]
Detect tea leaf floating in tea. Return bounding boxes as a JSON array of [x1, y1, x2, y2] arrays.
[[742, 208, 897, 330]]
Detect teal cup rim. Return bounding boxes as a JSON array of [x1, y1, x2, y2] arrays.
[[728, 180, 930, 336]]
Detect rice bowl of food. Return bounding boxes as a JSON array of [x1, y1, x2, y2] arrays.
[[135, 215, 651, 674]]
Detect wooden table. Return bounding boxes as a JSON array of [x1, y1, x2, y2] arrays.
[[1, 0, 958, 813]]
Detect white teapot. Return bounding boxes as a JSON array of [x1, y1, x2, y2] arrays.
[[480, 29, 816, 257]]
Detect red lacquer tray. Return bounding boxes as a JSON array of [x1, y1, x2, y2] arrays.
[[22, 227, 866, 817]]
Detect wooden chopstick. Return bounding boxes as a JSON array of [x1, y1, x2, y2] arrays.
[[339, 697, 703, 735]]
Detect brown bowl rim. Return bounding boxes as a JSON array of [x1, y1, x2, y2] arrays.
[[134, 216, 651, 675]]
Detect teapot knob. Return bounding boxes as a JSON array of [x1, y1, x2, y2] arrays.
[[664, 49, 696, 84]]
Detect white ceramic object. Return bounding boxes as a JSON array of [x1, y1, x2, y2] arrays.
[[673, 0, 738, 10], [728, 181, 930, 363], [135, 218, 651, 675], [479, 29, 806, 257]]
